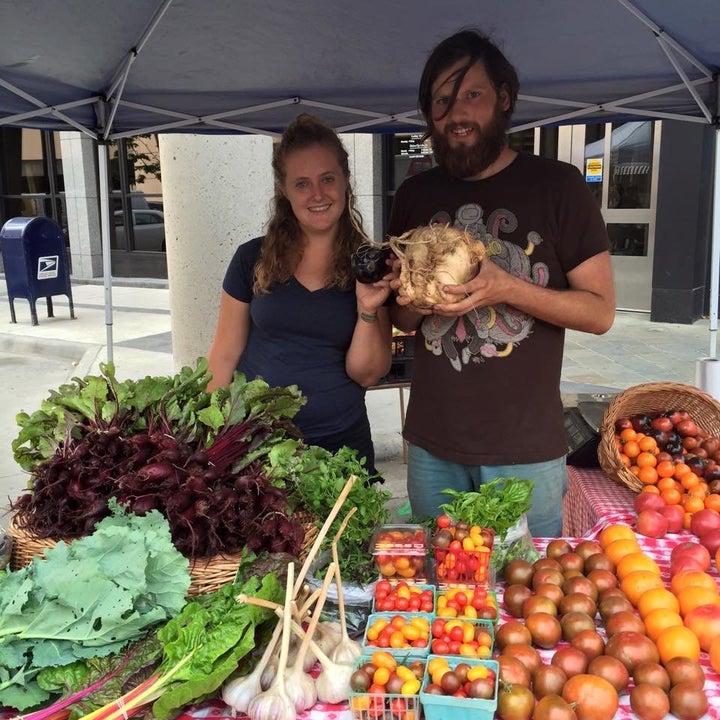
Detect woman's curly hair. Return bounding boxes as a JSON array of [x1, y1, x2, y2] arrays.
[[254, 113, 367, 293]]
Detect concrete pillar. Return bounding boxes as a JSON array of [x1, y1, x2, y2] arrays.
[[59, 131, 103, 279], [343, 133, 384, 242], [158, 134, 274, 369]]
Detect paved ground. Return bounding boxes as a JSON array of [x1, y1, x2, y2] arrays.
[[0, 277, 716, 528]]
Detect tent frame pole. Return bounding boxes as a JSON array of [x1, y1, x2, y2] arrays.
[[97, 141, 114, 364]]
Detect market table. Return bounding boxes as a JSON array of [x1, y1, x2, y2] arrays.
[[562, 465, 636, 538], [177, 533, 720, 720]]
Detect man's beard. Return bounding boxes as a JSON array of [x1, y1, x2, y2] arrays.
[[431, 105, 509, 179]]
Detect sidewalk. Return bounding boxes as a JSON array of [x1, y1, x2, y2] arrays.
[[0, 278, 715, 525]]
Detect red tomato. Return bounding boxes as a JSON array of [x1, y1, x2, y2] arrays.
[[431, 639, 450, 654], [437, 514, 452, 529]]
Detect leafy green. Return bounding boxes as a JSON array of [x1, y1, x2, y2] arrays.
[[266, 442, 390, 582], [37, 634, 164, 720], [151, 572, 283, 719], [439, 477, 535, 541], [0, 503, 190, 711], [11, 359, 306, 477]]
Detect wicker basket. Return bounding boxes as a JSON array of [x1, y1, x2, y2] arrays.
[[598, 381, 720, 492], [6, 510, 320, 597]]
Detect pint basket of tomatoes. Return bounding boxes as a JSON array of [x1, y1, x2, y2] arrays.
[[372, 580, 436, 614], [371, 524, 429, 582], [420, 655, 498, 720], [349, 652, 424, 720], [362, 612, 432, 658], [431, 515, 494, 587]]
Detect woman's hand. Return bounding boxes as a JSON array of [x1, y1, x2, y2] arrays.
[[355, 255, 398, 314]]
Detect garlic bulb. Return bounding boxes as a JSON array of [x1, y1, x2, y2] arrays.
[[289, 631, 317, 672], [284, 561, 336, 712], [247, 564, 297, 720], [329, 534, 363, 666], [315, 661, 354, 704], [330, 638, 362, 665], [223, 618, 283, 713], [314, 621, 343, 657]]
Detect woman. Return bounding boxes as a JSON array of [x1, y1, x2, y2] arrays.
[[207, 113, 393, 475]]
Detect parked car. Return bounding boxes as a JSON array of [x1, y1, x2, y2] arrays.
[[114, 209, 165, 251]]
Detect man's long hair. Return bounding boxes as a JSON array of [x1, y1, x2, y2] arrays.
[[254, 113, 367, 293], [417, 29, 519, 137]]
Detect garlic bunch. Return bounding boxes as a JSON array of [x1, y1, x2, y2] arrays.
[[287, 618, 353, 705], [284, 562, 336, 711], [222, 618, 283, 712], [247, 563, 297, 720]]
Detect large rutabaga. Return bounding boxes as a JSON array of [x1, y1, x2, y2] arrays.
[[389, 225, 486, 308]]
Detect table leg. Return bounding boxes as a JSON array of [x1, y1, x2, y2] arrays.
[[398, 386, 408, 464]]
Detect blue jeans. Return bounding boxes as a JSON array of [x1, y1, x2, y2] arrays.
[[407, 444, 568, 538]]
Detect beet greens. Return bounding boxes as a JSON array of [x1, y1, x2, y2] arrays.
[[10, 359, 308, 559]]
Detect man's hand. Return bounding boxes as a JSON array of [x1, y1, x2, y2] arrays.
[[431, 259, 515, 317]]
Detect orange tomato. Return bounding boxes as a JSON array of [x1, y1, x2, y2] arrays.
[[680, 473, 700, 491], [620, 428, 638, 442], [604, 538, 642, 566], [670, 570, 718, 595], [660, 487, 682, 506], [683, 495, 705, 514], [638, 467, 659, 485], [655, 625, 701, 664], [623, 441, 641, 459], [638, 436, 658, 453], [616, 552, 661, 581], [641, 485, 660, 494], [676, 586, 720, 617], [657, 477, 678, 492], [620, 569, 665, 606], [598, 524, 637, 550], [644, 608, 684, 642], [705, 493, 720, 512], [636, 451, 658, 468], [637, 587, 680, 619], [656, 460, 676, 479]]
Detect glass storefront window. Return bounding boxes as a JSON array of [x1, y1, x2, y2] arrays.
[[607, 223, 649, 256], [390, 133, 434, 191], [608, 121, 653, 209], [107, 135, 165, 253], [583, 123, 606, 206]]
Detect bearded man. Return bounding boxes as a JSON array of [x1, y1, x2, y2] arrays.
[[388, 29, 616, 538]]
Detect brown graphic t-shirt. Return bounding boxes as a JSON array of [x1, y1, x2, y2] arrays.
[[387, 152, 610, 464]]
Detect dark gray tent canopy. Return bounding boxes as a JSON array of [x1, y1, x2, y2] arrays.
[[0, 0, 718, 139], [1, 0, 719, 359]]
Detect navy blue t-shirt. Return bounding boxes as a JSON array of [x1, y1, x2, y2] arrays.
[[222, 237, 372, 458]]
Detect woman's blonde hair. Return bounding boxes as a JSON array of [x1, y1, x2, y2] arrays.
[[254, 113, 367, 293]]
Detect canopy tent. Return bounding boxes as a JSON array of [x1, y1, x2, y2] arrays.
[[0, 0, 719, 355]]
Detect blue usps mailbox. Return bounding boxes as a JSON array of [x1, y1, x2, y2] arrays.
[[0, 216, 75, 326]]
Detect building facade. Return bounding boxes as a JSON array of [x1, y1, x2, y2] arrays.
[[1, 121, 716, 325]]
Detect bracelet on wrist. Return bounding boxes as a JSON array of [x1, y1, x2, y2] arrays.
[[359, 311, 378, 323]]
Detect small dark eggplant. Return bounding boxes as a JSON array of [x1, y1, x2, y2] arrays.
[[351, 244, 391, 283]]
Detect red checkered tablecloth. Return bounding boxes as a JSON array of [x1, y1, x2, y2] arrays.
[[562, 465, 637, 537]]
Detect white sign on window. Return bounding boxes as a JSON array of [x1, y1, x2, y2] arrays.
[[585, 158, 603, 183]]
